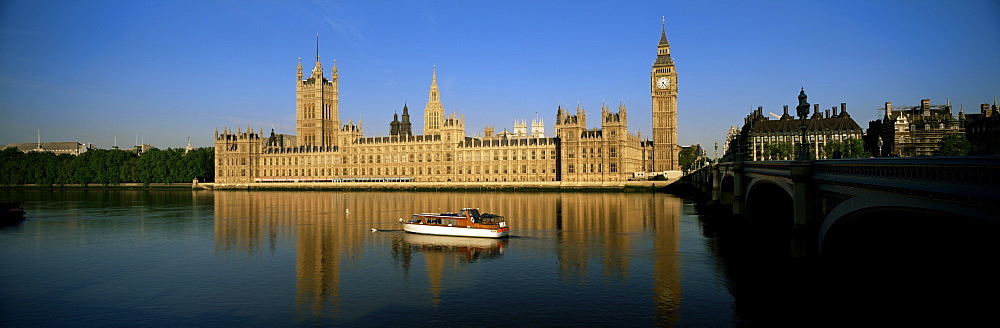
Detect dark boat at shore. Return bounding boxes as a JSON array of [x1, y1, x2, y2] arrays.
[[1, 202, 26, 226]]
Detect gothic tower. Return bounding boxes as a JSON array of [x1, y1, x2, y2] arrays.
[[651, 18, 679, 171], [531, 117, 545, 138], [296, 37, 339, 147], [400, 103, 413, 136], [423, 66, 444, 135]]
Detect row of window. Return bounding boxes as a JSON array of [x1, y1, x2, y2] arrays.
[[566, 163, 619, 174], [254, 163, 559, 178], [754, 134, 860, 143]]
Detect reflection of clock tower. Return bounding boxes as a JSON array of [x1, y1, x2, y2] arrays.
[[651, 18, 679, 172]]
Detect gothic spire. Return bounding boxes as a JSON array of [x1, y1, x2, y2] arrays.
[[654, 16, 673, 67], [311, 34, 323, 77], [296, 57, 303, 80], [428, 65, 440, 102], [659, 16, 669, 46]]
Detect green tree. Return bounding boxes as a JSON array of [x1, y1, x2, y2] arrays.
[[823, 138, 870, 159], [679, 145, 706, 171], [0, 147, 26, 185], [0, 146, 214, 185], [68, 153, 95, 186], [763, 143, 794, 160], [934, 134, 971, 156]]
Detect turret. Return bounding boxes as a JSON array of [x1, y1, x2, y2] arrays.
[[296, 58, 303, 81], [390, 112, 400, 136]]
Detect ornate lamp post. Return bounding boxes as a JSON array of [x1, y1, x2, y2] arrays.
[[795, 88, 811, 161], [877, 135, 883, 158], [791, 88, 816, 257]]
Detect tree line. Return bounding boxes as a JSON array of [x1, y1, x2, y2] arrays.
[[0, 147, 214, 186], [760, 138, 870, 160]]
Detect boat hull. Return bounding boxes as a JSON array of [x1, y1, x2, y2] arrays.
[[401, 222, 509, 238]]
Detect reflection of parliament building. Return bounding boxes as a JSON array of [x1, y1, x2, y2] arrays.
[[214, 24, 680, 184], [212, 191, 683, 323]]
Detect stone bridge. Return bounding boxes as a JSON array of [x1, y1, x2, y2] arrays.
[[681, 157, 1000, 260]]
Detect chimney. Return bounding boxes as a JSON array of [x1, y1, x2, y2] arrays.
[[825, 109, 830, 118], [832, 106, 838, 116]]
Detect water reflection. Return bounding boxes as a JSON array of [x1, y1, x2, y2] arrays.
[[212, 191, 684, 325], [394, 234, 508, 265]]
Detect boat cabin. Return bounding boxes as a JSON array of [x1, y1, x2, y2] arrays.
[[411, 208, 505, 227]]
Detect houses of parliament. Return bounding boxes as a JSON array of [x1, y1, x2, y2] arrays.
[[214, 24, 680, 185]]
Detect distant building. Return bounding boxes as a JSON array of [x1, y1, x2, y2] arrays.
[[132, 144, 154, 155], [3, 142, 95, 156], [870, 99, 963, 157], [962, 98, 1000, 155], [722, 125, 739, 160], [726, 90, 864, 161], [679, 144, 707, 171]]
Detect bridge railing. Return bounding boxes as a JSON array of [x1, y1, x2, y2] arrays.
[[810, 156, 998, 186], [809, 156, 1000, 202]]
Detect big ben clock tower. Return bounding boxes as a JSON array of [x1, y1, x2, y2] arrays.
[[651, 17, 679, 172]]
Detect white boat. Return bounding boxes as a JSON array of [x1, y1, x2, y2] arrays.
[[400, 208, 509, 238]]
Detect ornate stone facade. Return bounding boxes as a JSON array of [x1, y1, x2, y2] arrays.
[[215, 24, 679, 184]]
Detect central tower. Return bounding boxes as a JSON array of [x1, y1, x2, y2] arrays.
[[296, 37, 339, 147], [651, 18, 679, 172], [423, 66, 444, 135]]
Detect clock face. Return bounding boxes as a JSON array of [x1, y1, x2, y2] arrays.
[[656, 77, 670, 89]]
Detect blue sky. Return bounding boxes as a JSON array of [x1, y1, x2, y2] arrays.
[[1, 0, 998, 154]]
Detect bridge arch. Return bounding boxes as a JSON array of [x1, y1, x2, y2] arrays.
[[719, 174, 735, 205], [819, 206, 1000, 318], [744, 179, 793, 230], [821, 206, 999, 281]]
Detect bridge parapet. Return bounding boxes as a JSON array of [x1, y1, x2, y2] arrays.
[[742, 161, 794, 178], [810, 157, 1000, 202]]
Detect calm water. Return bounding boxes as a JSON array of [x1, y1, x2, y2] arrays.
[[0, 189, 986, 326]]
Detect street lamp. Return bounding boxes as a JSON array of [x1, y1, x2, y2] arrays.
[[877, 135, 883, 157], [795, 88, 811, 161]]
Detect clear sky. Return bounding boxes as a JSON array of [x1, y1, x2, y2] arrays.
[[2, 0, 998, 154]]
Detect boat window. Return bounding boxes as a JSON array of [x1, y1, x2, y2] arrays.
[[468, 209, 481, 219], [479, 213, 505, 224], [441, 219, 459, 226]]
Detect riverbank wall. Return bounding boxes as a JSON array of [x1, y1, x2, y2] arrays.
[[205, 181, 670, 192], [3, 180, 678, 193]]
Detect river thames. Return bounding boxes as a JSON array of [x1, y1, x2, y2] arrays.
[[0, 189, 990, 326]]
